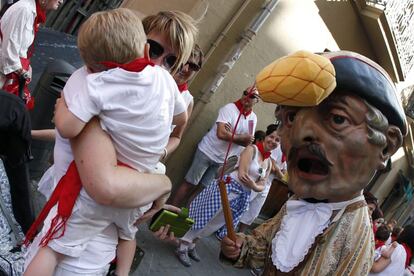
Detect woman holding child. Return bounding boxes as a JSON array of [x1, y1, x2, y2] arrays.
[[370, 224, 414, 275], [24, 9, 198, 276], [175, 124, 280, 267]]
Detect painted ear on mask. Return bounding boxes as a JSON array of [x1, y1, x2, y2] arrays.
[[379, 125, 403, 169]]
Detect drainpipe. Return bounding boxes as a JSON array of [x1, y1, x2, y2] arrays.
[[204, 0, 252, 62], [190, 0, 279, 125]]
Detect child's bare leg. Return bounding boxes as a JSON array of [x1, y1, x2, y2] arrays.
[[115, 239, 136, 276], [24, 246, 62, 276]]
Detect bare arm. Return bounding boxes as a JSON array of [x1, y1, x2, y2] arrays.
[[271, 158, 284, 179], [216, 122, 254, 147], [164, 108, 189, 160], [70, 118, 172, 208], [371, 243, 397, 273], [31, 129, 55, 141], [237, 146, 265, 192], [370, 257, 392, 273], [54, 94, 85, 139]]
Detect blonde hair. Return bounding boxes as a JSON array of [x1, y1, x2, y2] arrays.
[[143, 11, 198, 74], [78, 8, 146, 71]]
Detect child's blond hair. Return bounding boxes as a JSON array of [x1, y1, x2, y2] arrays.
[[78, 8, 146, 71], [143, 11, 198, 74]]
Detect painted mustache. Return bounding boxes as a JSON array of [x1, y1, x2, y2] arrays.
[[288, 143, 333, 167]]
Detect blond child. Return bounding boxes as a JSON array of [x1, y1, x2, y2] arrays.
[[24, 8, 187, 276]]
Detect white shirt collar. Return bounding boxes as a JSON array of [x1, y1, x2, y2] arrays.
[[271, 194, 365, 272]]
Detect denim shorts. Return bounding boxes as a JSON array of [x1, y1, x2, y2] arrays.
[[184, 148, 221, 186]]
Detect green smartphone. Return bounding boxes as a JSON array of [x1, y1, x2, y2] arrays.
[[149, 208, 194, 238]]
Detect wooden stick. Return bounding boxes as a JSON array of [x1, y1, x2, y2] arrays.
[[218, 179, 236, 241]]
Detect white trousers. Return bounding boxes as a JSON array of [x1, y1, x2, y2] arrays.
[[239, 175, 274, 225]]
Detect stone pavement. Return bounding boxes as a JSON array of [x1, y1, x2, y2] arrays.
[[133, 225, 252, 276]]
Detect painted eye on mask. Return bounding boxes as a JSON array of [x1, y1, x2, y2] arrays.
[[328, 112, 351, 131], [284, 110, 296, 127], [332, 114, 346, 124]]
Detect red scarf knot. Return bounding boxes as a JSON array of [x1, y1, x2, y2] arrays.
[[234, 100, 252, 118], [100, 57, 154, 72], [256, 142, 271, 160], [177, 82, 188, 93], [374, 240, 385, 250]]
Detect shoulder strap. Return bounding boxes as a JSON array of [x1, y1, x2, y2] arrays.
[[251, 144, 257, 161]]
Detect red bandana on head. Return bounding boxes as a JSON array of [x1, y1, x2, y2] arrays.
[[234, 100, 252, 118], [177, 82, 188, 93], [256, 141, 271, 160], [100, 57, 154, 72]]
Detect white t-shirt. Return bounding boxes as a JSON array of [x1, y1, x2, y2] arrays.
[[0, 0, 36, 75], [198, 102, 257, 163], [171, 89, 193, 132], [181, 89, 193, 109], [65, 65, 186, 172], [369, 243, 406, 276]]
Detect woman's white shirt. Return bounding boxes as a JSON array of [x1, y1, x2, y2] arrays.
[[180, 89, 193, 109], [0, 0, 36, 74]]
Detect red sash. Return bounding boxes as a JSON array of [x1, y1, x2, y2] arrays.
[[24, 160, 131, 246], [2, 58, 34, 109]]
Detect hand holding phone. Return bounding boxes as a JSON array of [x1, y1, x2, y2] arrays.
[[149, 207, 194, 238]]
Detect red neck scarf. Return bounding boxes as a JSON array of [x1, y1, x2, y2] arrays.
[[35, 1, 47, 27], [177, 82, 188, 93], [256, 141, 271, 160], [234, 100, 252, 118], [374, 240, 386, 249], [402, 243, 413, 268], [26, 0, 47, 58], [100, 57, 154, 72]]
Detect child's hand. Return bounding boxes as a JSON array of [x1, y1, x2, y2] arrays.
[[224, 122, 232, 132], [381, 241, 398, 259], [54, 92, 67, 115]]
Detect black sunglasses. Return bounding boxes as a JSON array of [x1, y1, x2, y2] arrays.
[[147, 39, 177, 69], [243, 90, 259, 100]]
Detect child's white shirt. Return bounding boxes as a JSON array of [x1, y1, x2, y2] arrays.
[[65, 65, 186, 172]]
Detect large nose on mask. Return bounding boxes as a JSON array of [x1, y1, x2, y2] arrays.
[[291, 108, 322, 144]]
